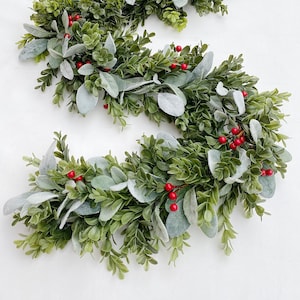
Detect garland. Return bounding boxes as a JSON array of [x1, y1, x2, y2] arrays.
[[4, 0, 292, 279]]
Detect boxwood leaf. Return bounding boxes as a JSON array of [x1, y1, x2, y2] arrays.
[[166, 200, 190, 238], [152, 206, 169, 242], [60, 60, 74, 80], [183, 188, 198, 225], [19, 39, 48, 61], [91, 175, 115, 191], [233, 90, 245, 115], [99, 71, 119, 98], [76, 84, 99, 114], [157, 92, 185, 116], [249, 119, 263, 143], [259, 175, 276, 198], [192, 51, 213, 79], [200, 212, 218, 238], [127, 179, 158, 203], [208, 149, 221, 178], [23, 24, 54, 38]]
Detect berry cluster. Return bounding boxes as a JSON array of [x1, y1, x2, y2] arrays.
[[68, 14, 81, 27], [218, 127, 246, 150], [260, 168, 273, 176], [67, 170, 83, 182], [164, 182, 178, 212], [170, 45, 188, 71]]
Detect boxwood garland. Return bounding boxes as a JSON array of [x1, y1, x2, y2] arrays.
[[4, 0, 292, 279]]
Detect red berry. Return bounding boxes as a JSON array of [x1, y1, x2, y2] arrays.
[[229, 142, 237, 150], [67, 170, 76, 179], [234, 138, 242, 146], [103, 103, 109, 109], [68, 15, 73, 21], [242, 90, 248, 97], [240, 135, 246, 143], [164, 182, 174, 192], [103, 67, 111, 72], [175, 45, 182, 52], [170, 203, 178, 212], [168, 191, 177, 201], [261, 169, 266, 176], [73, 14, 81, 21], [64, 33, 71, 39], [218, 136, 227, 144], [181, 63, 188, 70], [231, 127, 240, 135], [76, 61, 83, 69], [170, 63, 177, 69], [68, 20, 73, 27], [85, 60, 91, 64], [75, 175, 83, 182], [265, 169, 273, 176]]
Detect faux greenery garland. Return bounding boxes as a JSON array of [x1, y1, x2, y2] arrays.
[[3, 0, 292, 279]]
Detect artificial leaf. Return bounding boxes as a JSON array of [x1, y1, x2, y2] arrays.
[[36, 175, 58, 190], [192, 51, 213, 79], [166, 200, 190, 238], [214, 110, 227, 122], [200, 212, 218, 238], [210, 95, 223, 110], [71, 231, 81, 255], [91, 175, 115, 191], [183, 188, 198, 225], [157, 92, 185, 117], [104, 32, 116, 54], [232, 90, 245, 115], [59, 200, 82, 229], [99, 203, 122, 221], [26, 191, 58, 204], [39, 141, 57, 175], [173, 0, 188, 8], [57, 196, 70, 218], [19, 39, 48, 61], [125, 0, 136, 5], [51, 20, 59, 33], [259, 175, 276, 198], [166, 83, 187, 105], [49, 56, 63, 69], [61, 9, 69, 32], [74, 202, 101, 215], [60, 60, 74, 80], [224, 149, 251, 184], [110, 166, 127, 184], [157, 132, 180, 149], [88, 226, 101, 241], [87, 157, 109, 171], [152, 206, 169, 242], [127, 179, 157, 203], [23, 24, 54, 38], [216, 81, 228, 96], [76, 84, 99, 114], [110, 182, 128, 191], [99, 71, 119, 98], [78, 63, 94, 76], [3, 192, 35, 215], [249, 119, 263, 143], [208, 149, 221, 178], [63, 44, 86, 58]]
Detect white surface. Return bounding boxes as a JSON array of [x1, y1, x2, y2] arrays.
[[1, 0, 300, 299]]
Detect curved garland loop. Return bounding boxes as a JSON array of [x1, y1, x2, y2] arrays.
[[4, 0, 292, 279]]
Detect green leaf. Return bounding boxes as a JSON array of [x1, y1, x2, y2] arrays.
[[61, 10, 69, 32], [99, 71, 119, 98], [110, 182, 128, 191], [157, 92, 185, 117], [39, 141, 56, 175], [78, 63, 94, 76], [259, 175, 276, 198], [200, 212, 218, 238], [127, 179, 158, 203], [232, 90, 245, 115], [152, 206, 169, 242], [165, 83, 187, 105], [60, 60, 74, 80], [74, 202, 101, 215], [88, 226, 101, 241], [224, 149, 251, 184], [173, 0, 188, 8], [36, 175, 58, 190], [23, 24, 54, 38], [216, 81, 228, 96], [125, 0, 136, 4], [91, 175, 115, 191], [207, 149, 221, 178], [99, 202, 122, 221], [63, 44, 86, 58], [157, 132, 179, 149], [76, 84, 99, 114], [110, 166, 127, 183], [26, 191, 58, 204], [59, 200, 82, 229], [3, 192, 35, 215], [249, 119, 263, 143], [192, 51, 213, 79], [19, 39, 48, 61], [183, 188, 198, 225], [166, 201, 190, 238], [104, 32, 116, 54], [87, 157, 109, 171]]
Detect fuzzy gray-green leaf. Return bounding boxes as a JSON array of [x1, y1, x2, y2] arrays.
[[19, 39, 48, 61], [76, 84, 98, 114], [60, 60, 74, 80], [152, 206, 169, 242], [91, 175, 115, 191], [183, 188, 198, 225], [259, 175, 276, 198]]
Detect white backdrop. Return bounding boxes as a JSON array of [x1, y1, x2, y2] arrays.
[[1, 0, 300, 299]]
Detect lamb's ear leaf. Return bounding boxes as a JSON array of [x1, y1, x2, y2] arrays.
[[19, 39, 48, 61], [152, 206, 169, 243], [99, 71, 119, 98], [23, 24, 54, 38], [76, 84, 98, 114], [60, 60, 74, 80], [173, 0, 188, 8], [157, 92, 185, 117], [192, 51, 214, 79]]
